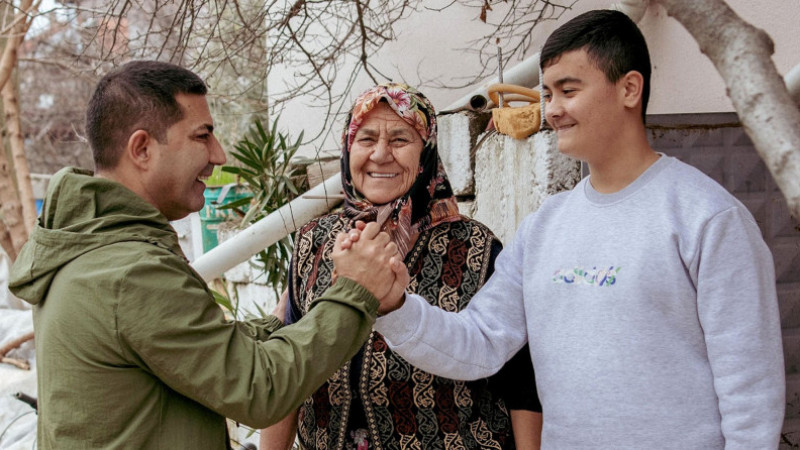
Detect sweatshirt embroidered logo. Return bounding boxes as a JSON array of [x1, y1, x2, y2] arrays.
[[552, 266, 620, 286]]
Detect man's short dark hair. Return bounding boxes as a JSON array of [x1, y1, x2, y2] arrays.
[[86, 60, 208, 170], [541, 9, 651, 121]]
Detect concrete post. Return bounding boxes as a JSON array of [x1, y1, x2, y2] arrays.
[[472, 130, 581, 244]]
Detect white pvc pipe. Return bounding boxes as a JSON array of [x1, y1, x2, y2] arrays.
[[611, 0, 649, 23], [444, 54, 541, 112], [786, 62, 800, 106], [442, 0, 650, 112], [191, 174, 343, 281]]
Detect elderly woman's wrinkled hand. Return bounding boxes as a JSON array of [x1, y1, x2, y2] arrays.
[[339, 220, 367, 250], [332, 222, 400, 301], [271, 289, 290, 324]]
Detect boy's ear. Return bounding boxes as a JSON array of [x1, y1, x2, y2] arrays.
[[125, 130, 153, 170], [620, 70, 645, 111]]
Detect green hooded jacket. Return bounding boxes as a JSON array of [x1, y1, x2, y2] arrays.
[[9, 168, 379, 449]]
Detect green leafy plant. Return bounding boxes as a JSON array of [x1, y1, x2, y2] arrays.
[[219, 116, 306, 299], [205, 165, 237, 187]]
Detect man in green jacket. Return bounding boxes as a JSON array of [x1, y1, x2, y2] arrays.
[[9, 60, 406, 449]]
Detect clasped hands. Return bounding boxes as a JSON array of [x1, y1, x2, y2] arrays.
[[331, 221, 408, 315]]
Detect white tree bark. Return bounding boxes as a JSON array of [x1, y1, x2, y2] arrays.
[[652, 0, 800, 220], [0, 0, 33, 92], [0, 0, 39, 252], [3, 76, 37, 233], [611, 0, 649, 22], [786, 62, 800, 106]]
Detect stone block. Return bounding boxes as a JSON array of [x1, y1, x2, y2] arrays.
[[457, 200, 475, 218], [472, 130, 580, 244], [437, 111, 491, 196]]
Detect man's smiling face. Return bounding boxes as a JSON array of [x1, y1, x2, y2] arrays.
[[144, 93, 226, 220]]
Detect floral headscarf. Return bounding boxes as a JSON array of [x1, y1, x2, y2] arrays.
[[341, 83, 460, 258]]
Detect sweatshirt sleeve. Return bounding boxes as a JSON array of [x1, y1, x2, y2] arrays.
[[375, 215, 531, 380], [693, 206, 785, 448], [116, 254, 378, 429], [483, 241, 540, 411]]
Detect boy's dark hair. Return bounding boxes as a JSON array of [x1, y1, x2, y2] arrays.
[[541, 9, 651, 121], [86, 60, 208, 170]]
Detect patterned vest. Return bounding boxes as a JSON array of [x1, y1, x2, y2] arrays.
[[290, 213, 515, 450]]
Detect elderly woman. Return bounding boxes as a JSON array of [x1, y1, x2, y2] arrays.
[[261, 83, 542, 450]]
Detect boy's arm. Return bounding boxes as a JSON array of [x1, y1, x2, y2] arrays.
[[695, 206, 785, 448], [374, 216, 533, 380]]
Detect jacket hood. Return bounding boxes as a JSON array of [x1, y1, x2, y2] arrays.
[[9, 167, 183, 305]]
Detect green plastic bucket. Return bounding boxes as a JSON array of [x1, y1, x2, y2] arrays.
[[199, 184, 251, 252]]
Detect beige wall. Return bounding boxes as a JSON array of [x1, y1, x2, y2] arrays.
[[642, 1, 800, 114]]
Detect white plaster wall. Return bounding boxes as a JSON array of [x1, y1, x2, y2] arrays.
[[228, 282, 278, 320]]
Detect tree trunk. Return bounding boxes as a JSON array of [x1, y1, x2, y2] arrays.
[[0, 156, 26, 256], [0, 220, 15, 261], [651, 0, 800, 220], [2, 74, 37, 233], [0, 0, 39, 258], [0, 0, 34, 91]]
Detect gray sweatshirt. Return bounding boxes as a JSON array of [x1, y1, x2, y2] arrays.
[[375, 155, 785, 449]]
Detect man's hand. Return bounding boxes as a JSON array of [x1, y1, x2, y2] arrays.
[[331, 222, 400, 302], [337, 221, 409, 315], [378, 256, 409, 315], [339, 220, 367, 250]]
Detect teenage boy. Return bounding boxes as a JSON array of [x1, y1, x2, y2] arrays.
[[369, 9, 785, 449]]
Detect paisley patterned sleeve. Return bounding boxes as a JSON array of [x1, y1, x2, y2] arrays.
[[285, 263, 301, 325]]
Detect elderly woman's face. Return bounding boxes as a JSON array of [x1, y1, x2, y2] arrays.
[[349, 102, 424, 205]]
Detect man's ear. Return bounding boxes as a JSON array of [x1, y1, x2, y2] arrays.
[[125, 130, 153, 170], [620, 70, 644, 110]]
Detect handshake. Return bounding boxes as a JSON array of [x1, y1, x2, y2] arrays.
[[331, 221, 409, 315]]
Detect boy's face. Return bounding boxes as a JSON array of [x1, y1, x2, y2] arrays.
[[541, 49, 627, 163]]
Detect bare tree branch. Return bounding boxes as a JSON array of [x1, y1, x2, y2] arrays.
[[653, 0, 800, 220]]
